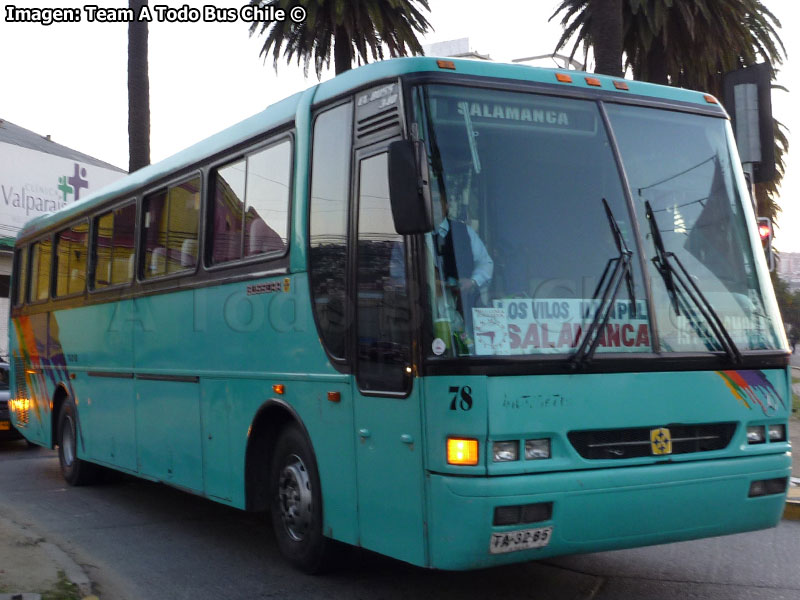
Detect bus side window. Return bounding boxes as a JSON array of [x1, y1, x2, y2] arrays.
[[55, 221, 89, 296], [93, 203, 136, 289], [210, 158, 246, 264], [29, 239, 52, 302], [309, 102, 353, 360], [14, 247, 28, 306], [143, 178, 200, 279], [244, 140, 291, 257]]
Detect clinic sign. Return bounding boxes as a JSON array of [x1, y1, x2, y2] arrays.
[[0, 141, 125, 235]]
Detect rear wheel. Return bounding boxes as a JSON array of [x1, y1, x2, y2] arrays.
[[269, 424, 332, 573], [57, 400, 97, 486]]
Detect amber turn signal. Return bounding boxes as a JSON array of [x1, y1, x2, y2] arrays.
[[447, 438, 479, 466]]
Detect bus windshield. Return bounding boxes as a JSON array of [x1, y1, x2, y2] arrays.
[[412, 84, 784, 358]]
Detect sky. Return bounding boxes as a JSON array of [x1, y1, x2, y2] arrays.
[[1, 0, 797, 251]]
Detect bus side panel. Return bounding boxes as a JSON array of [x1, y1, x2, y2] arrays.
[[203, 275, 360, 545], [133, 292, 204, 492], [201, 378, 234, 501], [9, 313, 52, 444], [55, 302, 136, 471]]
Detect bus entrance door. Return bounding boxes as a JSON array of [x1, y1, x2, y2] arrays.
[[353, 386, 425, 566], [352, 149, 427, 566]]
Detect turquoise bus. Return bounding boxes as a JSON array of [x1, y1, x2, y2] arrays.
[[8, 57, 792, 572]]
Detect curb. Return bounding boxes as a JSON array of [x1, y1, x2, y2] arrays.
[[785, 478, 800, 521], [0, 514, 93, 597]]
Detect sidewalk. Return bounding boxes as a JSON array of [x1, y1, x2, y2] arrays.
[[0, 513, 94, 600]]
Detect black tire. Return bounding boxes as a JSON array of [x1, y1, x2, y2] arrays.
[[269, 424, 332, 573], [57, 400, 97, 486]]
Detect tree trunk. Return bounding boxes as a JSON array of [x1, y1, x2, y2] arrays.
[[128, 0, 150, 172], [645, 41, 669, 85], [591, 0, 623, 77], [334, 26, 352, 75]]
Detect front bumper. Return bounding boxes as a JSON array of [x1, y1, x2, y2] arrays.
[[426, 453, 790, 570]]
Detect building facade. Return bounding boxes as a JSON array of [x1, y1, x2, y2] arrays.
[[0, 118, 126, 359]]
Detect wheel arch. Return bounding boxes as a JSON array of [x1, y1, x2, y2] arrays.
[[50, 383, 70, 449], [245, 398, 313, 512]]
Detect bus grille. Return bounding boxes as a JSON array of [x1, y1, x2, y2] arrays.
[[568, 423, 737, 460]]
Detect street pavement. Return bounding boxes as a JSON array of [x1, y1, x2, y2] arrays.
[[1, 437, 799, 600]]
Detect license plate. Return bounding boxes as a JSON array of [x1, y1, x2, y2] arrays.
[[0, 421, 10, 431], [489, 526, 553, 554]]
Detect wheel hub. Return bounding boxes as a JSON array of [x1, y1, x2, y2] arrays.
[[277, 454, 313, 541]]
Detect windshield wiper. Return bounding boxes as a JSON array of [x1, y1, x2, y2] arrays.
[[458, 101, 482, 174], [644, 201, 742, 363], [571, 199, 634, 368]]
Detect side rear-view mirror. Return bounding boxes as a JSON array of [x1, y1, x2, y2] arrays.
[[388, 139, 433, 235]]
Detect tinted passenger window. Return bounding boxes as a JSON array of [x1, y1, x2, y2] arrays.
[[209, 140, 291, 264], [309, 103, 353, 358], [56, 222, 89, 296], [211, 159, 246, 263], [14, 248, 28, 306], [244, 143, 290, 256], [94, 203, 136, 288], [143, 178, 201, 278], [30, 239, 52, 302]]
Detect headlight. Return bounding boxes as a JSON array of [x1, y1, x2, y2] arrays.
[[525, 438, 551, 460], [492, 441, 519, 462], [768, 424, 786, 442], [746, 425, 766, 444]]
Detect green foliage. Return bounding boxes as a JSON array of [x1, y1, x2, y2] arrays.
[[248, 0, 432, 77], [550, 0, 788, 221], [41, 571, 82, 600]]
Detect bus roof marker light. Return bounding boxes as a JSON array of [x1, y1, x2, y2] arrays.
[[272, 384, 285, 395], [585, 76, 602, 87], [613, 80, 629, 90], [447, 438, 479, 466], [437, 60, 456, 70], [555, 73, 573, 83], [704, 94, 718, 104]]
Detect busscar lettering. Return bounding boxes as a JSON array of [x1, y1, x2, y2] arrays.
[[5, 6, 82, 25], [247, 281, 283, 296]]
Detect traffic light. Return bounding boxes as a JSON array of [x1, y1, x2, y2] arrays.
[[757, 217, 775, 271]]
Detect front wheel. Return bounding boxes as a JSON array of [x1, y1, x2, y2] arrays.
[[269, 425, 332, 573], [57, 400, 97, 486]]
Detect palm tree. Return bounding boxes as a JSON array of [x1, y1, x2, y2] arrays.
[[550, 0, 786, 219], [248, 0, 432, 77], [128, 0, 150, 172], [591, 0, 623, 77]]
